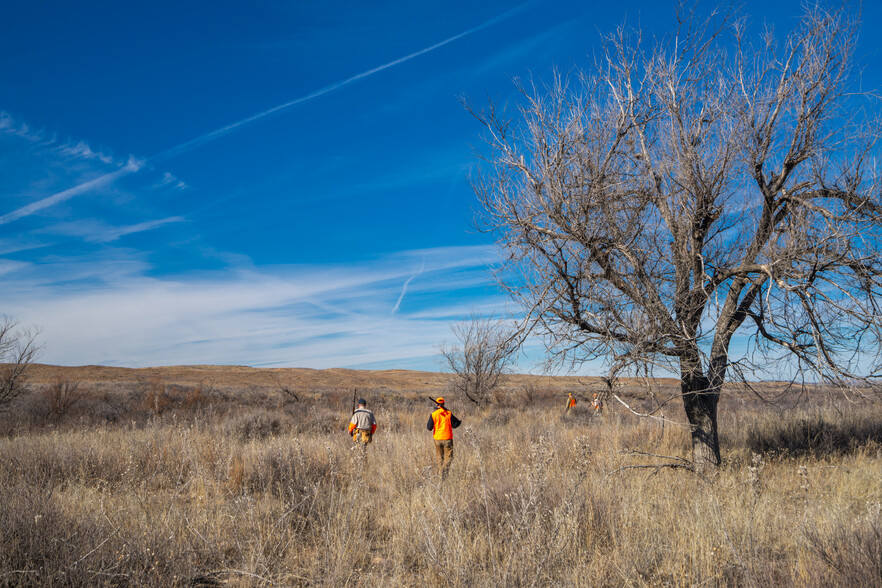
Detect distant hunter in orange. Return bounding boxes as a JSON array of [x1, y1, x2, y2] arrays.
[[566, 392, 577, 414], [427, 397, 461, 480]]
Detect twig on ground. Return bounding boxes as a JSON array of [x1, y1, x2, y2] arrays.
[[620, 449, 692, 464], [0, 570, 39, 578], [602, 463, 696, 483], [71, 524, 121, 568], [197, 569, 274, 585]]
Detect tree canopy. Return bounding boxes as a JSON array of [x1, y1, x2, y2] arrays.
[[471, 2, 882, 469]]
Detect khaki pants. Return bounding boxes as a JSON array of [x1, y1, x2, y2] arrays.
[[353, 429, 373, 446], [434, 439, 454, 479]]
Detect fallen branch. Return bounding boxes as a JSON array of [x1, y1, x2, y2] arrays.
[[620, 449, 691, 464], [71, 524, 121, 568], [194, 569, 274, 585], [0, 571, 39, 578], [602, 463, 696, 483], [603, 451, 713, 483]]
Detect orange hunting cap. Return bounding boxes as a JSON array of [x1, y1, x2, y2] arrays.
[[435, 397, 445, 404]]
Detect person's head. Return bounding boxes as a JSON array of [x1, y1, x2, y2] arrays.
[[435, 397, 445, 406], [593, 393, 597, 398], [358, 398, 366, 407]]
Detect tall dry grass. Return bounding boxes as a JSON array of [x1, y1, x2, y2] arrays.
[[0, 386, 879, 586]]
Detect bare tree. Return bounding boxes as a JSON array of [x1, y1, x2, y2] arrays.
[[0, 317, 40, 411], [470, 2, 881, 470], [43, 379, 88, 423], [440, 314, 518, 405]]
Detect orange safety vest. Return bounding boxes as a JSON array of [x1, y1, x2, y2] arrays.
[[431, 407, 454, 440], [567, 395, 576, 408]]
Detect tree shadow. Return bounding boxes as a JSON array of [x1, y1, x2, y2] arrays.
[[746, 414, 882, 457]]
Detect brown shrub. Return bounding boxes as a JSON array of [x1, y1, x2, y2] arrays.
[[41, 379, 89, 423], [226, 409, 284, 441], [141, 379, 171, 415]]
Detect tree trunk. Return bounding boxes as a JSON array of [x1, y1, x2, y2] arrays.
[[681, 372, 721, 472]]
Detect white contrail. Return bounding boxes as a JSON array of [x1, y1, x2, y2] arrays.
[[152, 2, 533, 161], [1, 3, 532, 225], [392, 261, 425, 314], [91, 215, 186, 243], [0, 158, 143, 227]]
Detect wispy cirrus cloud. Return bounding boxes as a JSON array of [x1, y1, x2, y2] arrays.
[[56, 140, 115, 165], [0, 111, 53, 145], [93, 216, 186, 243], [1, 111, 119, 166], [152, 172, 188, 191], [42, 216, 186, 243], [2, 245, 502, 368]]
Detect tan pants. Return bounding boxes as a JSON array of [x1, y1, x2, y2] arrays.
[[353, 429, 373, 446], [434, 439, 454, 479]]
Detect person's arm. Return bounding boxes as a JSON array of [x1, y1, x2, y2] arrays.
[[371, 423, 377, 434], [348, 421, 356, 434], [427, 415, 434, 431], [451, 414, 461, 429]]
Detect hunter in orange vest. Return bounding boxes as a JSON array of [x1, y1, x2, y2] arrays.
[[427, 397, 461, 480], [348, 399, 377, 452], [566, 392, 577, 414], [592, 393, 603, 415]]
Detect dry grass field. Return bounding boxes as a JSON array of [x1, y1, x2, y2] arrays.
[[0, 365, 880, 586]]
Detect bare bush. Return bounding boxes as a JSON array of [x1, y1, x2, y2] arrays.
[[0, 317, 39, 411], [41, 379, 88, 423], [185, 380, 215, 409], [275, 376, 300, 405], [440, 313, 518, 405], [141, 378, 171, 415], [227, 409, 284, 441], [520, 382, 539, 405]]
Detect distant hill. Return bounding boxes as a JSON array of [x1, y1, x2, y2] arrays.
[[21, 363, 627, 395]]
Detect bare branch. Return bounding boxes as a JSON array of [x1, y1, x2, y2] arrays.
[[612, 394, 691, 429], [0, 317, 41, 411]]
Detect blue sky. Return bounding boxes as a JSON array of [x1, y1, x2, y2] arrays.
[[2, 0, 880, 370]]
